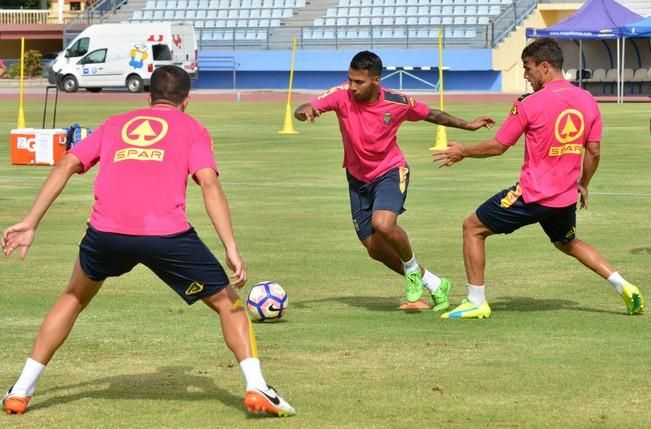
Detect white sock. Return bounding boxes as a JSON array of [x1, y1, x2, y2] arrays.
[[402, 255, 419, 275], [239, 358, 267, 392], [422, 270, 442, 293], [12, 357, 46, 397], [467, 284, 485, 305], [607, 272, 626, 295]]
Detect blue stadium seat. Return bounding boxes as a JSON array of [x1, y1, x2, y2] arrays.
[[132, 10, 143, 19]]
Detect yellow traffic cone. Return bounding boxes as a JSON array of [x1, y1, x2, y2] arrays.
[[429, 125, 448, 151], [278, 103, 298, 135]]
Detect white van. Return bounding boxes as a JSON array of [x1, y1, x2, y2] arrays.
[[49, 22, 198, 93]]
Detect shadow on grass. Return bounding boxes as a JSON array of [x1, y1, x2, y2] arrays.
[[294, 295, 624, 315], [33, 365, 250, 415], [630, 247, 651, 255], [294, 296, 401, 312], [491, 296, 623, 315]]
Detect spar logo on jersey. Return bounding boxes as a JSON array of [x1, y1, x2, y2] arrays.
[[549, 109, 585, 156], [115, 116, 169, 162]]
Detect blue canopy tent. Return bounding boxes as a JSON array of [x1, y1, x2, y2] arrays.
[[621, 17, 651, 96], [622, 16, 651, 37], [526, 0, 642, 102]]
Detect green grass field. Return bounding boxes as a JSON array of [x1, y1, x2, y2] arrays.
[[0, 94, 650, 428]]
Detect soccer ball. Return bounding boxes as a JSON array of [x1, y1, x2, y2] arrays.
[[246, 281, 288, 322]]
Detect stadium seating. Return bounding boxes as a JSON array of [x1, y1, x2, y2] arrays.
[[128, 0, 508, 48], [130, 0, 308, 45], [302, 0, 505, 45]]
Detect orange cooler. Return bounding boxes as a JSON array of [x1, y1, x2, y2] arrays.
[[10, 128, 68, 166]]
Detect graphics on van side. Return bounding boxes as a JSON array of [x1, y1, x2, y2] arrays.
[[129, 44, 148, 69]]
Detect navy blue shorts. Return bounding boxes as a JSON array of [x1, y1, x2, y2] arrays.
[[476, 184, 577, 244], [347, 166, 410, 240], [79, 225, 229, 304]]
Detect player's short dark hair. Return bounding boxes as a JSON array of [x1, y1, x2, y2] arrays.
[[350, 51, 383, 77], [150, 65, 190, 106], [521, 38, 564, 70]]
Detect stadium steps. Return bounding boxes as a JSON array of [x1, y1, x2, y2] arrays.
[[267, 0, 340, 47], [104, 0, 148, 23]]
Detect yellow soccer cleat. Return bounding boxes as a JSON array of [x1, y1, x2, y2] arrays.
[[621, 283, 645, 315], [441, 299, 491, 319]]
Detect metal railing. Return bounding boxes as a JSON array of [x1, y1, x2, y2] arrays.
[[64, 0, 130, 45], [195, 25, 493, 50], [0, 9, 80, 25], [491, 0, 538, 47]]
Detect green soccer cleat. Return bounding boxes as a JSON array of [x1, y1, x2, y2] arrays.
[[405, 270, 424, 303], [441, 299, 491, 319], [621, 283, 644, 315], [430, 278, 452, 312]]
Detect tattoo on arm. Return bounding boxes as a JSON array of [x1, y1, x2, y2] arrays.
[[426, 110, 468, 129]]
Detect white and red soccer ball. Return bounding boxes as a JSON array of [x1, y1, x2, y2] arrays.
[[246, 281, 288, 322]]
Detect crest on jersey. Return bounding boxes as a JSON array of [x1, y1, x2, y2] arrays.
[[384, 112, 392, 125]]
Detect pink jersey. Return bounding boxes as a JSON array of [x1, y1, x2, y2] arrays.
[[495, 79, 602, 207], [69, 105, 218, 236], [310, 84, 430, 183]]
